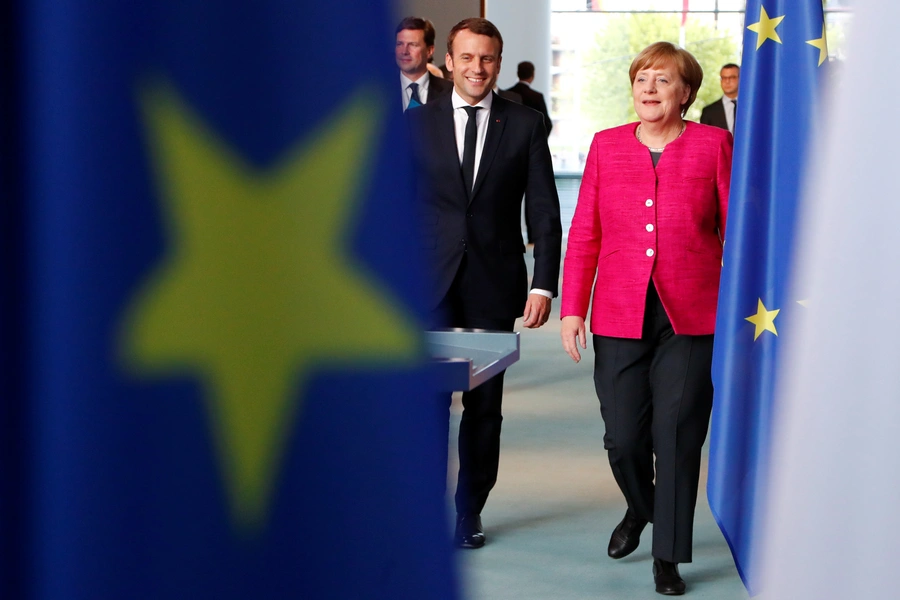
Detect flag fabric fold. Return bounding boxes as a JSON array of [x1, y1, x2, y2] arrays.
[[708, 0, 827, 594], [761, 3, 900, 596]]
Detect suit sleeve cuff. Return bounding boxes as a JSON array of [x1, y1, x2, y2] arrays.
[[529, 289, 553, 299]]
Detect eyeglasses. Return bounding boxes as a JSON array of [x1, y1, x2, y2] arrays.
[[720, 76, 738, 81]]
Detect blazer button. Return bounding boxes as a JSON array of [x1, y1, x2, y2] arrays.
[[646, 224, 654, 232], [645, 199, 653, 207], [646, 248, 655, 257]]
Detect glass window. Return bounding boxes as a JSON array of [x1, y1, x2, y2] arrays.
[[549, 2, 853, 174]]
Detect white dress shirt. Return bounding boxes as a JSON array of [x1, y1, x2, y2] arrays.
[[724, 96, 738, 134], [400, 72, 431, 111], [451, 89, 492, 186]]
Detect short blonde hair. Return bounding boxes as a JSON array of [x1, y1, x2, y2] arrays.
[[629, 42, 703, 116]]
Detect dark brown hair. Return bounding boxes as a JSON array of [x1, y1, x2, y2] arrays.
[[517, 61, 535, 80], [396, 16, 436, 48], [447, 18, 503, 57]]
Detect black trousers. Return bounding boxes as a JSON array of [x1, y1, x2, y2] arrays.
[[433, 255, 516, 517], [592, 283, 713, 563]]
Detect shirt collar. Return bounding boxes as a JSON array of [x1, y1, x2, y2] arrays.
[[400, 71, 429, 90], [451, 88, 493, 111]]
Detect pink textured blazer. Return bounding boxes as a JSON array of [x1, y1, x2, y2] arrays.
[[561, 121, 732, 339]]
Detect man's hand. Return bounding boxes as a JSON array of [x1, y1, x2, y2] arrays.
[[522, 294, 551, 329], [560, 315, 587, 363]]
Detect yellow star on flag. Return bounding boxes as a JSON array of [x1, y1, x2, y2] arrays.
[[748, 5, 785, 50], [807, 24, 828, 67], [120, 83, 420, 532], [745, 298, 780, 341]]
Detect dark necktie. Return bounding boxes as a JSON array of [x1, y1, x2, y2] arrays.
[[407, 82, 422, 109], [731, 99, 737, 132], [461, 106, 481, 193]]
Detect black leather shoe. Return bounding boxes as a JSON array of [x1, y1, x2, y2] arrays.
[[455, 514, 485, 549], [607, 511, 648, 559], [653, 558, 686, 595]]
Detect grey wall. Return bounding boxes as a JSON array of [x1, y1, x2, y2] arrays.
[[485, 0, 552, 96]]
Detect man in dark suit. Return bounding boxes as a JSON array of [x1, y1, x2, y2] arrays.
[[408, 18, 562, 549], [506, 61, 552, 244], [506, 61, 552, 136], [700, 63, 740, 133], [395, 16, 452, 111], [495, 86, 522, 104]]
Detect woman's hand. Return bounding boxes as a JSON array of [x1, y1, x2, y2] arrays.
[[560, 316, 587, 363]]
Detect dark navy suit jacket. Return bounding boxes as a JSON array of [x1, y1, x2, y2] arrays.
[[408, 92, 562, 319]]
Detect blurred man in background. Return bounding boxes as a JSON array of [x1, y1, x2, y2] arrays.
[[396, 16, 452, 111], [700, 64, 740, 134]]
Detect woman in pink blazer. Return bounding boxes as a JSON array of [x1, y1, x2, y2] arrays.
[[560, 42, 732, 596]]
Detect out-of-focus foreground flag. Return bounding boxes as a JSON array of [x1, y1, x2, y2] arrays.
[[761, 2, 900, 597], [708, 0, 827, 594], [0, 1, 457, 598]]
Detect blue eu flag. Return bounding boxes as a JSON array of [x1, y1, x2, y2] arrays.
[[0, 1, 456, 598], [708, 0, 828, 595]]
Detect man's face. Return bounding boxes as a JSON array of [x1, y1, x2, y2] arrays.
[[395, 28, 433, 80], [446, 29, 501, 105], [720, 67, 739, 97]]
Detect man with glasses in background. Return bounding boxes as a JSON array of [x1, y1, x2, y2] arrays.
[[701, 64, 740, 134]]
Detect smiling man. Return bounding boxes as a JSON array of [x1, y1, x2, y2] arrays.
[[395, 17, 452, 111], [406, 18, 562, 550]]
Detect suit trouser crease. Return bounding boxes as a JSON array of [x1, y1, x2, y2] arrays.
[[433, 254, 516, 517], [456, 368, 506, 516], [592, 283, 713, 563]]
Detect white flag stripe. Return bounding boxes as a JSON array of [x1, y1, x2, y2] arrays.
[[762, 4, 900, 598]]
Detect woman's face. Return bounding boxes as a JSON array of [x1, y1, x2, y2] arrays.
[[632, 62, 690, 126]]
